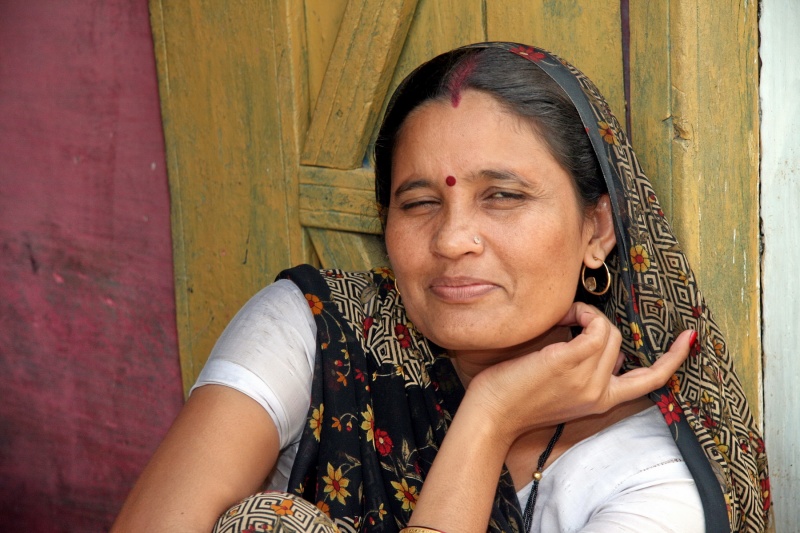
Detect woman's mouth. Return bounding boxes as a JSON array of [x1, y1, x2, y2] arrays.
[[428, 277, 499, 302]]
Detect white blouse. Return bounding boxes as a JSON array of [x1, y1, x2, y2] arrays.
[[192, 280, 704, 532]]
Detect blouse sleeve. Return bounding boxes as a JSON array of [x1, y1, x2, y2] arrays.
[[190, 279, 317, 450]]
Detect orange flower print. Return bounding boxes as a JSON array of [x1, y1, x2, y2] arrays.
[[316, 500, 330, 516], [701, 391, 714, 405], [630, 322, 644, 349], [667, 374, 680, 394], [336, 371, 348, 387], [310, 405, 324, 441], [657, 392, 681, 425], [226, 503, 242, 517], [372, 266, 394, 279], [361, 405, 375, 443], [510, 45, 545, 61], [305, 293, 323, 315], [375, 428, 393, 456], [390, 478, 418, 511], [598, 121, 619, 145], [332, 417, 342, 431], [322, 463, 351, 505], [630, 244, 651, 273], [270, 498, 294, 515], [713, 435, 729, 459], [714, 339, 725, 357]]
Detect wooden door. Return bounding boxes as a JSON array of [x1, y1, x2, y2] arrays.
[[150, 1, 761, 432]]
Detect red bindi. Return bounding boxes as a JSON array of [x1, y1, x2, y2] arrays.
[[445, 175, 456, 187]]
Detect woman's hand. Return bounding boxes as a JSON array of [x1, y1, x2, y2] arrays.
[[469, 301, 695, 446], [406, 302, 694, 532]]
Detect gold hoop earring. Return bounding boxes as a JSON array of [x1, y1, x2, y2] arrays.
[[581, 261, 611, 296], [395, 279, 402, 298]]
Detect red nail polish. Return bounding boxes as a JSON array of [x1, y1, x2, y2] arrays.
[[689, 330, 698, 348]]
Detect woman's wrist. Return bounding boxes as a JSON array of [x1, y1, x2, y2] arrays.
[[461, 370, 529, 447]]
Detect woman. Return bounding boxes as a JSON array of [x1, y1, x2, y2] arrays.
[[113, 43, 769, 532]]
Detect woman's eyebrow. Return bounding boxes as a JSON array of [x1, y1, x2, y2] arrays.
[[479, 168, 534, 188], [394, 178, 433, 197]]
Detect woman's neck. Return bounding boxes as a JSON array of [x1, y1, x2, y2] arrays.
[[449, 325, 573, 387]]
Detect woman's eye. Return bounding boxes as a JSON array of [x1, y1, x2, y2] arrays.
[[400, 198, 439, 211], [486, 190, 526, 201]]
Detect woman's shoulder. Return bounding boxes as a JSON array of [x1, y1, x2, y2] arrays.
[[534, 406, 703, 531], [551, 405, 685, 479]]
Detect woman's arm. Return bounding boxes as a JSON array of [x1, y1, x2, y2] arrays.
[[406, 303, 695, 532], [111, 385, 280, 533]]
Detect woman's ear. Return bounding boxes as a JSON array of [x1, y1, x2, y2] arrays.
[[584, 194, 616, 267]]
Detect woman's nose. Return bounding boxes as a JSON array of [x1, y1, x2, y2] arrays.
[[431, 205, 484, 258]]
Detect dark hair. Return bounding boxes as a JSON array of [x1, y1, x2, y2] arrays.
[[374, 46, 606, 219]]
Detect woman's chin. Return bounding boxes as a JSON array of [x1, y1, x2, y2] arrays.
[[424, 324, 570, 360]]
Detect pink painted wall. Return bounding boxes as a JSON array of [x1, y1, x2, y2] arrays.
[[0, 1, 183, 530]]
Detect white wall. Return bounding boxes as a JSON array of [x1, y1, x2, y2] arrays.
[[761, 1, 800, 530]]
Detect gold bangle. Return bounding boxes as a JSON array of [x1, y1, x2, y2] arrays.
[[400, 528, 447, 533]]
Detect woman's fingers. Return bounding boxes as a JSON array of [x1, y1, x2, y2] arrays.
[[552, 302, 618, 373], [612, 351, 626, 376], [470, 300, 695, 439], [611, 329, 695, 403], [551, 302, 695, 411], [556, 301, 605, 328]]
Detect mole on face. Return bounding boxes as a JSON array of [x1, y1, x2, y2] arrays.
[[445, 175, 456, 187]]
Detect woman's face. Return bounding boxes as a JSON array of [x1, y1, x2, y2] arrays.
[[385, 89, 606, 358]]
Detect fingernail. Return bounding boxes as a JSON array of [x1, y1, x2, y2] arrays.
[[689, 330, 698, 348]]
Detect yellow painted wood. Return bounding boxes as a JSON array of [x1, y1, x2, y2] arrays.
[[629, 1, 761, 419], [628, 1, 672, 218], [308, 228, 386, 271], [151, 0, 308, 394], [304, 0, 349, 112], [299, 183, 380, 234], [301, 0, 419, 169], [298, 168, 379, 234], [273, 0, 314, 268], [486, 0, 625, 131], [300, 166, 375, 190]]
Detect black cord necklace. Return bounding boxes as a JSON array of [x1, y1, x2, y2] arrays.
[[522, 423, 565, 532]]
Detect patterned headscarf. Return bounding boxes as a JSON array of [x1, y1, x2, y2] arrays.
[[282, 43, 768, 532]]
